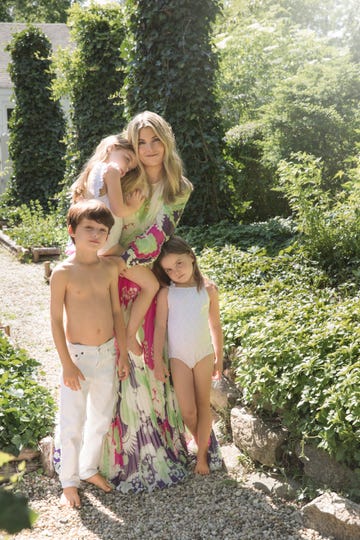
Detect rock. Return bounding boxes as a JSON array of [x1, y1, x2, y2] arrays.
[[220, 443, 245, 476], [230, 406, 287, 466], [302, 492, 360, 540], [296, 443, 358, 492], [211, 375, 240, 411], [245, 471, 299, 500], [39, 436, 55, 477]]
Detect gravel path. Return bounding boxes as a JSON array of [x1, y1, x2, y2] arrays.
[[0, 246, 331, 540]]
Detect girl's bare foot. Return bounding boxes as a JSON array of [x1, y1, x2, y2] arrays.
[[195, 456, 210, 475], [84, 472, 113, 492], [60, 487, 81, 508]]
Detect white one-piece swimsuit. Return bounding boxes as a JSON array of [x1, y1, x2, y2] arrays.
[[167, 284, 214, 368]]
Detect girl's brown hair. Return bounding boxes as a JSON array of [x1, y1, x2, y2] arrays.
[[153, 235, 204, 290]]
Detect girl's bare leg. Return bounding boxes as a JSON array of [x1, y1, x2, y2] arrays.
[[193, 355, 214, 475], [170, 358, 198, 438], [124, 266, 159, 355]]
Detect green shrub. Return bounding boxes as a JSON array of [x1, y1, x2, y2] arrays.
[[0, 333, 55, 455], [4, 200, 68, 251], [276, 152, 360, 277], [198, 241, 360, 472], [178, 216, 296, 254]]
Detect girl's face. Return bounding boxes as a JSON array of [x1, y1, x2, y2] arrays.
[[160, 252, 196, 286], [137, 127, 165, 171], [108, 148, 137, 177]]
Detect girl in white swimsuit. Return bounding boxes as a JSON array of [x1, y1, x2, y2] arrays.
[[153, 236, 223, 475]]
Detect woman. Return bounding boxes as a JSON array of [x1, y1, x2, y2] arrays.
[[101, 111, 222, 493]]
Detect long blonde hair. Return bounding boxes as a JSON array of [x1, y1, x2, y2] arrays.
[[125, 111, 193, 204], [71, 134, 142, 203]]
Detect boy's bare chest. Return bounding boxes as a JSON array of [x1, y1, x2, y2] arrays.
[[68, 266, 111, 299]]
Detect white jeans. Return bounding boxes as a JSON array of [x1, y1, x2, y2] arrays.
[[59, 338, 117, 488]]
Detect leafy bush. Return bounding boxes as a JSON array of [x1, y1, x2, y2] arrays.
[[0, 333, 55, 455], [277, 152, 360, 277], [198, 240, 360, 472], [178, 216, 296, 254], [3, 200, 68, 251]]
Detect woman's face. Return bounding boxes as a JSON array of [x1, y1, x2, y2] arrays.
[[137, 127, 165, 171]]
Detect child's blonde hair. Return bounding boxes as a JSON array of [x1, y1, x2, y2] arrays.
[[125, 111, 193, 204], [153, 235, 204, 291], [71, 134, 142, 203]]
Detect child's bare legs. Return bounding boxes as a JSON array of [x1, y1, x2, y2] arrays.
[[193, 355, 214, 474], [84, 472, 112, 492], [60, 486, 81, 508], [125, 266, 159, 355], [171, 358, 198, 437], [171, 355, 213, 474]]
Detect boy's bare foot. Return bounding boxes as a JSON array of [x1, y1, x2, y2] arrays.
[[60, 487, 81, 508], [195, 456, 210, 475], [84, 472, 113, 492], [127, 334, 143, 356]]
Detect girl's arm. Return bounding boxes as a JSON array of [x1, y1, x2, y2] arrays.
[[105, 164, 144, 217], [109, 262, 129, 380], [153, 287, 170, 383], [121, 190, 191, 267], [207, 282, 224, 379]]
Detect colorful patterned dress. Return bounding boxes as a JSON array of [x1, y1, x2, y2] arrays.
[[100, 183, 223, 493]]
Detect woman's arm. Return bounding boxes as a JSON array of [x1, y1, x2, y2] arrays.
[[121, 191, 191, 267]]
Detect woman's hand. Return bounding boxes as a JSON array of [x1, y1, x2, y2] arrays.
[[126, 189, 145, 212]]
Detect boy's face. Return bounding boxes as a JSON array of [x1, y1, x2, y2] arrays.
[[68, 218, 109, 249]]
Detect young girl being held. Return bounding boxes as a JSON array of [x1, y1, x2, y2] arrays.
[[153, 236, 223, 475], [71, 134, 159, 356]]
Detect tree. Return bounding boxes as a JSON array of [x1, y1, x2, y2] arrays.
[[260, 58, 360, 191], [124, 0, 228, 225], [0, 0, 75, 23], [54, 3, 127, 183], [7, 26, 66, 208]]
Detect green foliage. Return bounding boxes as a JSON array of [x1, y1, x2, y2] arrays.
[[0, 453, 37, 534], [277, 153, 360, 276], [0, 0, 73, 23], [198, 238, 360, 471], [55, 3, 127, 185], [6, 26, 66, 209], [124, 0, 228, 225], [224, 122, 289, 220], [261, 59, 360, 188], [0, 488, 35, 534], [0, 333, 55, 455], [178, 216, 296, 254], [216, 1, 360, 221], [3, 200, 68, 250]]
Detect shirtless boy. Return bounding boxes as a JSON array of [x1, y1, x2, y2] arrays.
[[50, 199, 129, 508]]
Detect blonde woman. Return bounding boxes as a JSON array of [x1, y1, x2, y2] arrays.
[[102, 111, 194, 492]]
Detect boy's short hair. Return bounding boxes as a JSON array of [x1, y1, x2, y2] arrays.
[[67, 199, 115, 233]]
